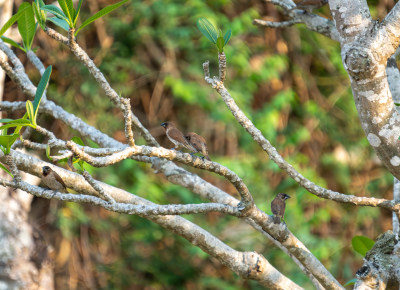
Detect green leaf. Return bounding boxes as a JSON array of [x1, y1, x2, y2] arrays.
[[0, 119, 32, 130], [0, 162, 13, 178], [0, 36, 25, 51], [42, 5, 69, 24], [33, 65, 52, 123], [216, 36, 224, 53], [47, 17, 69, 31], [32, 2, 43, 29], [0, 118, 16, 123], [196, 17, 218, 44], [58, 0, 73, 25], [74, 0, 84, 26], [0, 134, 19, 154], [223, 29, 231, 46], [18, 2, 36, 51], [75, 0, 129, 35], [26, 100, 35, 127], [352, 235, 375, 256], [344, 278, 357, 287], [0, 4, 30, 37], [71, 136, 84, 146], [66, 0, 76, 24], [46, 144, 53, 161]]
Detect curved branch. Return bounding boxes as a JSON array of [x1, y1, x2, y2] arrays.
[[0, 153, 301, 289], [203, 61, 400, 212]]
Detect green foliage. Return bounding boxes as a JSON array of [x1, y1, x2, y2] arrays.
[[32, 0, 47, 30], [197, 17, 231, 53], [0, 4, 30, 36], [17, 2, 36, 52], [352, 236, 375, 256], [344, 278, 357, 287], [75, 0, 129, 35], [71, 136, 85, 170]]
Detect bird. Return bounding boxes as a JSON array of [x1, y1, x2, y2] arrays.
[[161, 122, 196, 152], [185, 132, 211, 161], [41, 166, 68, 193], [292, 0, 328, 13], [271, 193, 291, 224]]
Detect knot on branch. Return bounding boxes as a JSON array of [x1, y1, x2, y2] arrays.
[[344, 47, 379, 81]]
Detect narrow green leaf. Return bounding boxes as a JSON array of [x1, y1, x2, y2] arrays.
[[18, 2, 36, 51], [196, 17, 218, 44], [352, 236, 375, 256], [216, 36, 224, 53], [0, 36, 25, 51], [33, 65, 52, 123], [0, 134, 19, 154], [344, 278, 357, 287], [0, 5, 29, 36], [75, 0, 129, 35], [42, 5, 69, 24], [71, 136, 84, 146], [46, 144, 53, 161], [0, 119, 32, 130], [26, 100, 35, 126], [0, 162, 13, 178], [32, 3, 43, 29], [66, 0, 76, 24], [223, 29, 231, 46], [47, 17, 69, 31], [0, 118, 15, 123], [74, 0, 84, 26], [58, 0, 73, 24]]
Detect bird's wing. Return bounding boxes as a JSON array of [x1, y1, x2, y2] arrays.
[[54, 172, 67, 189]]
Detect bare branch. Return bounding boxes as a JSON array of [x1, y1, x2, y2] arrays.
[[66, 141, 255, 210], [253, 18, 301, 28], [120, 97, 135, 146], [202, 61, 400, 213], [0, 167, 301, 289], [45, 27, 158, 147], [82, 170, 116, 204]]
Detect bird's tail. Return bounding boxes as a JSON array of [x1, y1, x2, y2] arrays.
[[273, 216, 281, 224]]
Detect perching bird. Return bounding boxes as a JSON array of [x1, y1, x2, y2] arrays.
[[185, 132, 211, 161], [161, 122, 196, 152], [292, 0, 328, 12], [271, 193, 291, 224], [42, 166, 68, 193]]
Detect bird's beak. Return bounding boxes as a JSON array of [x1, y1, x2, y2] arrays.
[[161, 122, 166, 128], [285, 195, 291, 200]]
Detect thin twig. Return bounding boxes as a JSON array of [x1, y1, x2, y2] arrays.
[[82, 170, 115, 203]]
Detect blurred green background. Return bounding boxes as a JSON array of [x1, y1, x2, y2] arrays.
[[4, 0, 396, 289]]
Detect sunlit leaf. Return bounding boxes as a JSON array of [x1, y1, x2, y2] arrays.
[[33, 65, 52, 123], [47, 17, 69, 31], [0, 4, 29, 36], [223, 29, 231, 46], [344, 278, 357, 287], [352, 236, 375, 256], [18, 2, 36, 51], [42, 5, 69, 24], [46, 144, 53, 161], [72, 136, 84, 146], [196, 17, 218, 44], [0, 162, 13, 177], [58, 0, 73, 25], [75, 0, 129, 35], [216, 36, 224, 53], [74, 0, 84, 26], [26, 100, 35, 126], [0, 36, 25, 51]]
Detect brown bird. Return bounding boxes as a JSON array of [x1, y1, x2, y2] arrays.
[[292, 0, 328, 12], [42, 166, 68, 193], [161, 122, 195, 152], [185, 132, 211, 161], [271, 193, 291, 224]]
